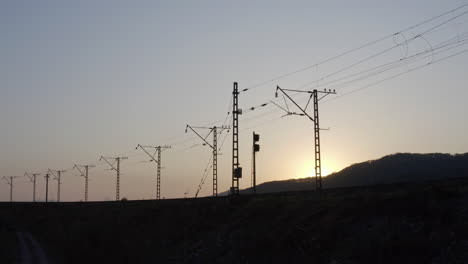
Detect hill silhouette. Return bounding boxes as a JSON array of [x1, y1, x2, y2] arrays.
[[239, 153, 468, 194]]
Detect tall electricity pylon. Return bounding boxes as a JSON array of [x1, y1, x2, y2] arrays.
[[48, 169, 66, 202], [186, 124, 229, 197], [3, 176, 20, 202], [232, 82, 243, 196], [74, 164, 95, 202], [25, 173, 41, 202], [136, 144, 171, 200], [100, 156, 128, 201], [275, 86, 336, 191]]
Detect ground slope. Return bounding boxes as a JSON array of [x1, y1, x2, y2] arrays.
[[1, 177, 468, 263]]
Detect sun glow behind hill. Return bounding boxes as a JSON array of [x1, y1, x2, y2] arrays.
[[299, 161, 337, 179]]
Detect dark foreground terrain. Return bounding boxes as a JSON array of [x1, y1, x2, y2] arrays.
[[2, 177, 468, 264]]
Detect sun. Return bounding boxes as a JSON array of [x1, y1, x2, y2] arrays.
[[299, 162, 336, 178], [319, 167, 334, 177]]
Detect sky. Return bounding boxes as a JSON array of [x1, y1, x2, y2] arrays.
[[1, 0, 468, 202]]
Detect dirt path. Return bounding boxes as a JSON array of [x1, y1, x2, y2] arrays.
[[16, 231, 50, 264]]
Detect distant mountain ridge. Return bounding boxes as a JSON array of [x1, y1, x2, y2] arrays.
[[237, 153, 468, 194]]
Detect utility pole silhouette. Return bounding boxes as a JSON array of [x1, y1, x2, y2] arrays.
[[25, 173, 41, 202], [44, 174, 50, 202], [74, 164, 95, 202], [3, 176, 20, 202], [252, 132, 260, 194], [48, 169, 66, 202], [275, 86, 336, 191], [186, 124, 229, 197], [232, 82, 243, 196], [100, 156, 128, 201], [136, 144, 171, 200]]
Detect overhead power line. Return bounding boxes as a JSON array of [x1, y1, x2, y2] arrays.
[[322, 48, 468, 104], [237, 25, 468, 125], [239, 2, 468, 93]]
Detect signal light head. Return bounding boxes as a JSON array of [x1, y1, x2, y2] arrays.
[[254, 144, 260, 152], [253, 133, 260, 142]]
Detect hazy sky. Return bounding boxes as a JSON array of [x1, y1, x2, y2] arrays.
[[1, 0, 467, 202]]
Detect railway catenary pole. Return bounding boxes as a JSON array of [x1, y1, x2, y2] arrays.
[[275, 86, 336, 191]]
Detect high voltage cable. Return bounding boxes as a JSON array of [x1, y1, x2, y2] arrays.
[[295, 9, 468, 92], [238, 25, 468, 120], [320, 38, 468, 92], [282, 29, 468, 100], [304, 37, 468, 98], [235, 43, 468, 130], [239, 47, 468, 136], [322, 48, 468, 104], [298, 32, 468, 91], [233, 8, 467, 119], [242, 39, 468, 117], [239, 2, 468, 93], [268, 45, 468, 122], [194, 155, 213, 198]]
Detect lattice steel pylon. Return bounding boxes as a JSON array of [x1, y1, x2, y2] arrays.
[[231, 82, 242, 196], [136, 144, 171, 200], [186, 125, 229, 197], [48, 169, 66, 202], [74, 164, 95, 202], [25, 173, 41, 202], [100, 156, 128, 201], [275, 86, 336, 191], [312, 90, 322, 190]]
